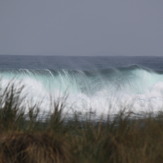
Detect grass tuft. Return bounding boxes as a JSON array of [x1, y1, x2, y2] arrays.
[[0, 84, 163, 162]]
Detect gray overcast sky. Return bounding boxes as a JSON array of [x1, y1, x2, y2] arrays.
[[0, 0, 163, 56]]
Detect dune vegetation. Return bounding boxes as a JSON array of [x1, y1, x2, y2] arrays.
[[0, 83, 163, 163]]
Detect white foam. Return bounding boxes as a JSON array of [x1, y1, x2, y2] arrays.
[[1, 69, 163, 118]]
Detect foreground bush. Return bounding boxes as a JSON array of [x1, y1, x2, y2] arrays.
[[0, 133, 70, 163], [0, 84, 163, 162]]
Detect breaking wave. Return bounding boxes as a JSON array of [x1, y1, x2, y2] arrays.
[[1, 65, 163, 117]]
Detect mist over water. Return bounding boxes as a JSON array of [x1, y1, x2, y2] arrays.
[[1, 56, 163, 118]]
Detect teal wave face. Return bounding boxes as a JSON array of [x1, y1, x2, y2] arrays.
[[0, 66, 163, 94], [1, 66, 163, 117]]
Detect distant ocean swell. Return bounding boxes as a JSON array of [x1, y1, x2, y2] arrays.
[[1, 65, 163, 117]]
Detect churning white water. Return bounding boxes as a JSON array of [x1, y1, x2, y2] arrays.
[[1, 66, 163, 118]]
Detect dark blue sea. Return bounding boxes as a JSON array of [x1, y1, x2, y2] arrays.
[[0, 55, 163, 117]]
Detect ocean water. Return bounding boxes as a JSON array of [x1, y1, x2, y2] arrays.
[[1, 55, 163, 117]]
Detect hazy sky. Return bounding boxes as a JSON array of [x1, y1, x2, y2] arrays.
[[0, 0, 163, 56]]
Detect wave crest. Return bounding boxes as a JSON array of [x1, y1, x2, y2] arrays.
[[0, 66, 163, 117]]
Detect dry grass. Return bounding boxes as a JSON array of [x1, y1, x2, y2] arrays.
[[0, 132, 71, 163], [0, 84, 163, 162]]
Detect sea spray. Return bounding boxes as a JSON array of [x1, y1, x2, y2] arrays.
[[1, 66, 163, 118]]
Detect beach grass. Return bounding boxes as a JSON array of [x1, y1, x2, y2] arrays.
[[0, 84, 163, 162]]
